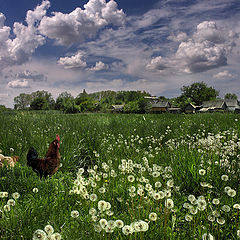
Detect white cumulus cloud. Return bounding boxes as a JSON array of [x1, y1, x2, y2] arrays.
[[213, 70, 233, 79], [0, 1, 50, 71], [176, 39, 227, 73], [88, 61, 107, 71], [8, 79, 30, 88], [16, 70, 47, 82], [57, 51, 87, 69], [168, 32, 188, 42], [146, 56, 172, 71], [175, 21, 229, 73], [39, 0, 126, 45]]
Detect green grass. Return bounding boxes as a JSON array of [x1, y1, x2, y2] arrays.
[[0, 112, 240, 239]]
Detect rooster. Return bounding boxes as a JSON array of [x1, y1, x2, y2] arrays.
[[27, 134, 61, 178]]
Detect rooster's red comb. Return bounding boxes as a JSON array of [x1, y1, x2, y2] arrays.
[[56, 134, 60, 142]]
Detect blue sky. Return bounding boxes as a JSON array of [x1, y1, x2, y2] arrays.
[[0, 0, 240, 107]]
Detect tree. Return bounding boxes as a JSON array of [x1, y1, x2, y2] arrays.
[[123, 101, 140, 113], [0, 105, 9, 113], [63, 99, 80, 114], [14, 93, 32, 110], [30, 97, 49, 110], [224, 93, 238, 100], [31, 91, 55, 109], [55, 92, 74, 110], [180, 82, 219, 105]]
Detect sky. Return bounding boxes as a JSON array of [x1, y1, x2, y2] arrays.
[[0, 0, 240, 108]]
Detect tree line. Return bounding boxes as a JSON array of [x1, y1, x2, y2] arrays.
[[3, 82, 238, 114]]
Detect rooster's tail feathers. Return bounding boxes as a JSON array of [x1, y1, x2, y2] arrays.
[[27, 147, 38, 166]]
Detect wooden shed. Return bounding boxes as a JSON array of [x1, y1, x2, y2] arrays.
[[184, 103, 198, 113], [225, 100, 239, 112], [151, 101, 171, 113], [168, 107, 182, 114], [200, 100, 227, 112], [111, 104, 124, 113]]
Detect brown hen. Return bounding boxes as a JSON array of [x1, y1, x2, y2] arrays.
[[27, 134, 60, 178]]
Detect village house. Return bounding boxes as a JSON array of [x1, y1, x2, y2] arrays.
[[168, 107, 182, 114], [144, 96, 159, 104], [200, 100, 227, 113], [184, 103, 199, 113], [225, 99, 239, 112], [111, 104, 125, 113], [151, 101, 171, 113]]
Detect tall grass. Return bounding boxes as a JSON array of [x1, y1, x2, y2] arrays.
[[0, 112, 239, 239]]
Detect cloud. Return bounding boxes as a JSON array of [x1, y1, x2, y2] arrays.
[[57, 51, 87, 69], [0, 93, 9, 99], [213, 70, 233, 79], [167, 32, 188, 42], [146, 56, 172, 71], [39, 0, 126, 45], [7, 79, 30, 88], [146, 21, 231, 74], [0, 1, 50, 71], [16, 70, 47, 82], [88, 61, 107, 71], [176, 39, 227, 73], [193, 21, 226, 44]]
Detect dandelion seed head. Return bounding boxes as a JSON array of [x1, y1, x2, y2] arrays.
[[90, 194, 98, 202], [49, 233, 62, 240], [149, 212, 158, 221], [7, 199, 15, 206], [188, 195, 196, 203], [222, 205, 231, 212], [32, 229, 47, 240], [217, 217, 225, 225], [99, 218, 108, 229], [71, 210, 79, 218], [3, 204, 10, 212], [199, 169, 206, 175], [221, 175, 229, 181], [227, 189, 236, 197], [12, 192, 20, 199], [185, 214, 193, 222], [165, 198, 174, 209], [44, 225, 54, 235], [212, 198, 220, 205], [33, 188, 39, 193], [115, 220, 124, 228], [128, 175, 135, 182], [233, 204, 240, 210], [122, 225, 134, 235]]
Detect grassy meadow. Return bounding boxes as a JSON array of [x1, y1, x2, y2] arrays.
[[0, 112, 240, 239]]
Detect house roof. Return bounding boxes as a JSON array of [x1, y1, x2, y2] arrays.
[[225, 99, 239, 107], [112, 105, 124, 110], [202, 100, 225, 108], [151, 101, 170, 108], [185, 103, 197, 109]]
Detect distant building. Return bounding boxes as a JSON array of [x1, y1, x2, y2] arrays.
[[151, 101, 171, 113], [168, 107, 182, 114], [144, 96, 159, 104], [225, 99, 239, 111], [111, 104, 125, 113], [235, 108, 240, 114], [200, 100, 227, 112], [184, 103, 198, 113]]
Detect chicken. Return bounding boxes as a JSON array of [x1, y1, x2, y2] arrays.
[[27, 134, 60, 178], [0, 154, 19, 168]]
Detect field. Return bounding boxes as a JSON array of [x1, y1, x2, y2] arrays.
[[0, 112, 240, 240]]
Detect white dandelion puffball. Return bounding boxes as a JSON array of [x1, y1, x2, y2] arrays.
[[32, 229, 47, 240], [71, 210, 79, 218]]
